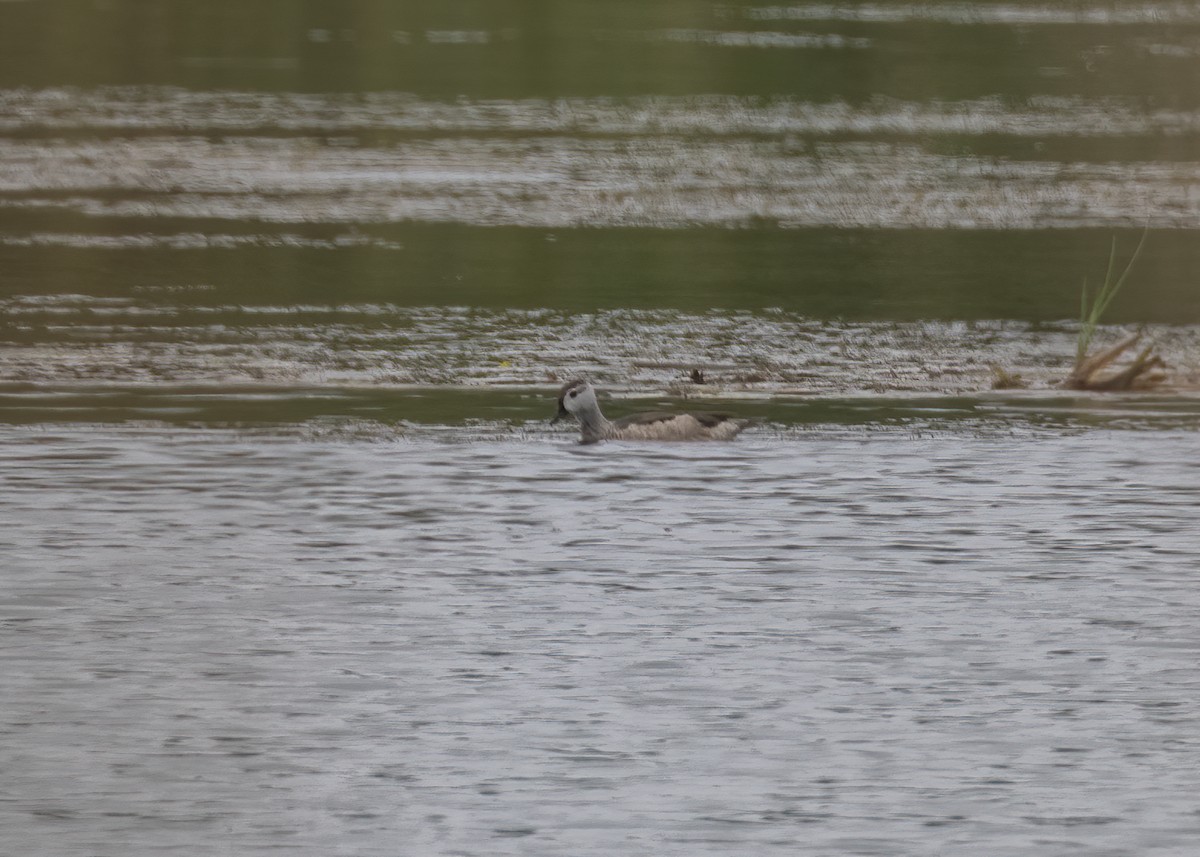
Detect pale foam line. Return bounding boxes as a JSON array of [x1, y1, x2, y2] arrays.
[[2, 88, 1199, 138], [743, 2, 1200, 25]]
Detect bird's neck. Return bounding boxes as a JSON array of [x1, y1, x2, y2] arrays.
[[577, 403, 612, 443]]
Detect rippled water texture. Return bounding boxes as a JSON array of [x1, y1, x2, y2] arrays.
[[3, 1, 1200, 233], [2, 87, 1199, 231], [7, 292, 1200, 392], [4, 3, 1200, 856], [3, 427, 1200, 856]]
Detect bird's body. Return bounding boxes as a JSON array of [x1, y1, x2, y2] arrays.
[[551, 379, 753, 444]]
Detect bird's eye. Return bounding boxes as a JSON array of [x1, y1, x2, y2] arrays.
[[569, 390, 578, 398]]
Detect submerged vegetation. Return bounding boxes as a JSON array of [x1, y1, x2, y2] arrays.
[[989, 365, 1027, 390], [1064, 229, 1166, 391]]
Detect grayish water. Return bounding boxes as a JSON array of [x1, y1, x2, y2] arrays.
[[3, 426, 1200, 856], [4, 1, 1200, 854]]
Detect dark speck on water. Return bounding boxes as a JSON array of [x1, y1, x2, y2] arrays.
[[2, 2, 1200, 856]]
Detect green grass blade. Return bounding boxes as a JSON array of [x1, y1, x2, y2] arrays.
[[1075, 227, 1149, 367], [1077, 278, 1090, 361], [1095, 227, 1149, 321]]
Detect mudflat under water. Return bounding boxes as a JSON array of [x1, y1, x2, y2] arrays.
[[4, 1, 1200, 855]]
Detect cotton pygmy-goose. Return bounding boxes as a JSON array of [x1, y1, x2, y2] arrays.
[[551, 379, 753, 444]]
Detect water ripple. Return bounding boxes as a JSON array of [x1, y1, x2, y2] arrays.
[[2, 427, 1198, 855], [2, 89, 1199, 230]]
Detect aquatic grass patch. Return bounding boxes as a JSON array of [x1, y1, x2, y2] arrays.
[[1075, 228, 1148, 364], [1066, 228, 1166, 391]]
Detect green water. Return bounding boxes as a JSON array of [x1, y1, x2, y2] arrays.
[[1, 0, 1199, 424], [4, 1, 1198, 103], [4, 228, 1199, 322]]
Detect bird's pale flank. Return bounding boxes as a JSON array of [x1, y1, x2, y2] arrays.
[[551, 379, 753, 444]]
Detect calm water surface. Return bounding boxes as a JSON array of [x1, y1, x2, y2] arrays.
[[3, 1, 1200, 855]]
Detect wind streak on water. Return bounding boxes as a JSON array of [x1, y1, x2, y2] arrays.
[[1, 426, 1199, 856], [740, 2, 1200, 25], [1, 89, 1198, 230]]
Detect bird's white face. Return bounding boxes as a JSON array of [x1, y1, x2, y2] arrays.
[[553, 379, 597, 423]]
